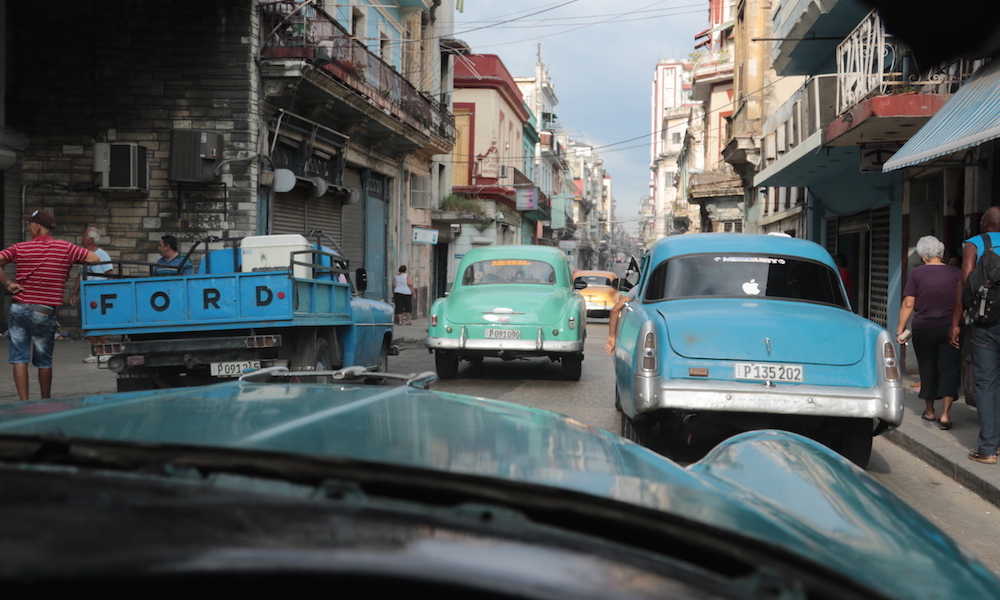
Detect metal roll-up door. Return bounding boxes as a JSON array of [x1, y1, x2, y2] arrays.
[[272, 190, 308, 235], [341, 168, 364, 266], [272, 188, 343, 239], [868, 206, 891, 328]]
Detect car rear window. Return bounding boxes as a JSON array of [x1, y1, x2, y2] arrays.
[[575, 275, 613, 286], [462, 259, 556, 285], [643, 253, 849, 308]]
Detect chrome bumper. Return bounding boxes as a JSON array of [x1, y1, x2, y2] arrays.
[[426, 327, 584, 353], [627, 376, 904, 425]]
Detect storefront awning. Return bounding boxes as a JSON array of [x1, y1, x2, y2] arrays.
[[883, 59, 1000, 172]]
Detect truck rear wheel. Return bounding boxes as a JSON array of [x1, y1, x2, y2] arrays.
[[116, 377, 158, 393], [314, 338, 333, 383]]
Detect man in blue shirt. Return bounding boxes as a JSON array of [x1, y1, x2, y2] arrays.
[[155, 235, 193, 276], [950, 206, 1000, 464]]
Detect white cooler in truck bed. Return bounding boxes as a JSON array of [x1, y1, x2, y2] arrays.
[[240, 234, 313, 279]]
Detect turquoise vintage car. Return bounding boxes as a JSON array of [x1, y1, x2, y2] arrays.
[[613, 233, 904, 468], [426, 245, 587, 380], [0, 369, 993, 597]]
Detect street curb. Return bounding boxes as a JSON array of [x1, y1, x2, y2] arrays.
[[884, 427, 1000, 507]]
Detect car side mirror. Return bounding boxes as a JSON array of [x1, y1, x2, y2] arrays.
[[573, 279, 588, 290], [355, 268, 368, 293]]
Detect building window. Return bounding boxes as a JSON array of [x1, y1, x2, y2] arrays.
[[410, 174, 431, 208], [672, 132, 682, 144], [721, 220, 743, 233]]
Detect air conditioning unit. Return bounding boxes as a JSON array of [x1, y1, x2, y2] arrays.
[[169, 130, 223, 183], [93, 143, 149, 193]]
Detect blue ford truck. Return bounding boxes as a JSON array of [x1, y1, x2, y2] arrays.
[[80, 233, 395, 391]]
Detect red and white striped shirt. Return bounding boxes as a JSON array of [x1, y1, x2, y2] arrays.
[[0, 235, 90, 306]]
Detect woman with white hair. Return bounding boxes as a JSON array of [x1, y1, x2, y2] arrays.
[[896, 235, 962, 429]]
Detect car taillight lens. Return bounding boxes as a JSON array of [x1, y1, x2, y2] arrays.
[[641, 331, 657, 371], [882, 341, 900, 381], [431, 315, 438, 327]]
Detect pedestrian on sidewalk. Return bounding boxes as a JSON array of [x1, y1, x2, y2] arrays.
[[0, 210, 101, 400], [69, 227, 113, 363], [393, 265, 413, 326], [897, 235, 961, 429], [950, 207, 1000, 464]]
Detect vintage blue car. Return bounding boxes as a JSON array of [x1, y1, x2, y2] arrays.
[[426, 245, 587, 380], [0, 367, 990, 597], [612, 233, 904, 468]]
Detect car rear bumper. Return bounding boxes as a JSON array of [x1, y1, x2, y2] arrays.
[[627, 376, 904, 425], [426, 331, 584, 353]]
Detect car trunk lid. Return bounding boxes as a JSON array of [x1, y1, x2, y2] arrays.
[[660, 300, 865, 366], [448, 287, 566, 325]]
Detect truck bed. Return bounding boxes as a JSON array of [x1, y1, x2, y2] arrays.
[[81, 270, 354, 336]]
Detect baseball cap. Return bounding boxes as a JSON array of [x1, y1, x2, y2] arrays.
[[22, 209, 57, 229]]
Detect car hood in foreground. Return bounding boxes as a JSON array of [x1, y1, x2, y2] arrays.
[[0, 381, 993, 597], [442, 286, 574, 324], [658, 298, 867, 365]]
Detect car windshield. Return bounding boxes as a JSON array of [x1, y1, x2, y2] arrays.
[[462, 259, 556, 285], [642, 253, 849, 308], [575, 274, 614, 287]]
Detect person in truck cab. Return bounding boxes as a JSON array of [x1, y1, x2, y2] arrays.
[[155, 235, 193, 276], [0, 209, 101, 400]]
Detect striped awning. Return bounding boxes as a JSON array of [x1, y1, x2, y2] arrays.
[[883, 59, 1000, 172]]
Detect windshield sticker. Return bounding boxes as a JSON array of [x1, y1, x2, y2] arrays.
[[714, 256, 786, 264], [491, 260, 532, 266]]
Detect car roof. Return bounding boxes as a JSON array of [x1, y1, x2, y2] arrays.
[[574, 270, 617, 279], [461, 244, 568, 263], [647, 233, 837, 267]]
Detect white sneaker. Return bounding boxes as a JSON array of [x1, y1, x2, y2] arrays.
[[83, 355, 99, 364], [99, 355, 110, 363]]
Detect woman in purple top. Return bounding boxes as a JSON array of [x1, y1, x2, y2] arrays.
[[896, 235, 962, 429]]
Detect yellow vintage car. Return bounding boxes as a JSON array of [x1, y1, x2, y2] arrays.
[[573, 269, 624, 318]]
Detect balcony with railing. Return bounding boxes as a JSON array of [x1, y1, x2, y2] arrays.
[[260, 1, 454, 151], [836, 10, 975, 116]]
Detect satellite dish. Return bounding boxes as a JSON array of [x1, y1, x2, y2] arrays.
[[305, 177, 328, 198], [273, 168, 296, 193]]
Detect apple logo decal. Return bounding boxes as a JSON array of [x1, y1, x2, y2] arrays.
[[742, 279, 761, 295]]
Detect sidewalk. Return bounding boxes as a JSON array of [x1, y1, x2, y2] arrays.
[[884, 377, 1000, 505], [3, 319, 1000, 508]]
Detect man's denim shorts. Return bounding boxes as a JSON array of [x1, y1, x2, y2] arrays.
[[8, 302, 58, 368]]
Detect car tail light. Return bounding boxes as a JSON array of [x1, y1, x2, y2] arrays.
[[431, 315, 438, 327], [568, 316, 576, 330], [882, 341, 900, 381], [641, 331, 657, 372]]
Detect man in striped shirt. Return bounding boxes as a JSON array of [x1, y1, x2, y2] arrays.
[[0, 209, 100, 400]]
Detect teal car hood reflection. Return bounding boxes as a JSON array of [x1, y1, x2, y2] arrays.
[[0, 381, 994, 598]]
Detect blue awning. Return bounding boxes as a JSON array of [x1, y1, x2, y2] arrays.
[[883, 59, 1000, 172]]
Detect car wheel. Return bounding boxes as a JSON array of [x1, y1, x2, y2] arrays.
[[435, 350, 459, 379], [832, 418, 873, 468], [621, 412, 651, 446], [562, 353, 583, 381]]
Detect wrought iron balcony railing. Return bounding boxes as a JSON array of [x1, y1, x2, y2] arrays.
[[261, 1, 455, 145], [837, 9, 976, 115]]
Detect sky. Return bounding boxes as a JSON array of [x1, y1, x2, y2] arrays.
[[453, 0, 707, 231]]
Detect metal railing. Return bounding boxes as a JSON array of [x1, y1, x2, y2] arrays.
[[260, 1, 454, 144], [837, 9, 976, 114]]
